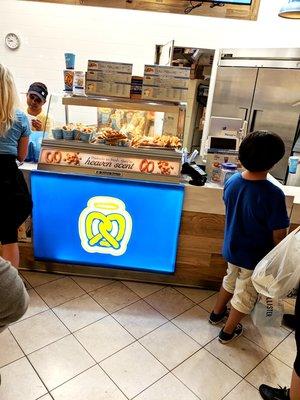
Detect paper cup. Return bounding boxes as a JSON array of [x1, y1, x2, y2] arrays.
[[80, 132, 91, 142], [64, 70, 74, 92], [63, 129, 74, 140], [289, 156, 299, 174], [52, 129, 63, 140], [64, 53, 75, 69]]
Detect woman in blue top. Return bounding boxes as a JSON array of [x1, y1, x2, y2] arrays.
[[0, 64, 32, 267]]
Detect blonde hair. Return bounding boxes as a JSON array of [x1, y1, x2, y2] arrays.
[[0, 64, 19, 136]]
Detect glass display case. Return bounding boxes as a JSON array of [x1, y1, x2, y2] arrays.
[[38, 94, 186, 183]]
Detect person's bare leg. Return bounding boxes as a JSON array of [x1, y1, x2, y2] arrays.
[[213, 287, 233, 314], [223, 306, 246, 334], [2, 243, 19, 268], [290, 369, 300, 400]]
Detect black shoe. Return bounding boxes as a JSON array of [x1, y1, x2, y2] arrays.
[[209, 308, 228, 325], [218, 323, 243, 344], [259, 384, 290, 400], [282, 314, 296, 330]]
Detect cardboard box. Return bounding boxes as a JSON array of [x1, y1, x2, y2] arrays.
[[143, 74, 189, 89], [86, 80, 131, 98], [86, 70, 132, 84], [86, 60, 133, 98], [142, 65, 190, 102], [88, 60, 133, 74], [144, 65, 190, 79], [142, 86, 188, 102]]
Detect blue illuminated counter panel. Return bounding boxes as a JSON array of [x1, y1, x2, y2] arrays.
[[31, 171, 184, 274]]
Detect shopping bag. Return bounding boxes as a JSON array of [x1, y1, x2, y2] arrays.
[[251, 295, 284, 328], [251, 227, 300, 299]]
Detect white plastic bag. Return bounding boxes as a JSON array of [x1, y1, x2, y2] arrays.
[[251, 295, 284, 328], [251, 227, 300, 299]]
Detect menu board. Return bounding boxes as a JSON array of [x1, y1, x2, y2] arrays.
[[142, 65, 190, 102], [86, 60, 133, 98]]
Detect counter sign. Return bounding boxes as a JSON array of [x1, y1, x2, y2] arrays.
[[78, 196, 132, 256], [31, 171, 183, 273]]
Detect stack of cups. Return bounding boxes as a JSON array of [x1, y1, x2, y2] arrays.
[[64, 53, 75, 92], [289, 156, 299, 174]]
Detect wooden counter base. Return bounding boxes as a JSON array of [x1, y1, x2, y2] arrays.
[[18, 170, 300, 290], [19, 211, 227, 290]]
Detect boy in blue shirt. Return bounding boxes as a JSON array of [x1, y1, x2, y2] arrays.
[[209, 131, 290, 344]]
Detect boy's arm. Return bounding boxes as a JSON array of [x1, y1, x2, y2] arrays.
[[273, 228, 288, 247], [268, 189, 290, 247]]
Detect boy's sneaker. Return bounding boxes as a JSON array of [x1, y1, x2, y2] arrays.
[[259, 384, 290, 400], [209, 308, 228, 325], [218, 323, 243, 344]]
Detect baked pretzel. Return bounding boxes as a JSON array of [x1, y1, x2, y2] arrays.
[[53, 151, 62, 164], [45, 151, 54, 163], [139, 159, 155, 173]]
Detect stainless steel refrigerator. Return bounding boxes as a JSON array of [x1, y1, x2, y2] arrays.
[[211, 48, 300, 183]]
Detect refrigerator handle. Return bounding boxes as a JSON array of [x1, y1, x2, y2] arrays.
[[239, 107, 249, 121], [250, 109, 263, 132]]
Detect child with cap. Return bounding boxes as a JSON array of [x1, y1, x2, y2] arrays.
[[26, 82, 52, 132]]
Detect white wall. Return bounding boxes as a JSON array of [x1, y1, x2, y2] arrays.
[[0, 0, 299, 97]]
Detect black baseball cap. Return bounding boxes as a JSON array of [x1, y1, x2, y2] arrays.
[[28, 82, 48, 101]]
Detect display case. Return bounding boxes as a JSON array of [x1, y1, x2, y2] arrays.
[[38, 94, 186, 183]]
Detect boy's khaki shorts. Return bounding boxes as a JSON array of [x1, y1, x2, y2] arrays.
[[223, 263, 258, 315]]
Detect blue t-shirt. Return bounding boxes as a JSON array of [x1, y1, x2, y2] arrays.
[[0, 110, 31, 156], [223, 173, 290, 270]]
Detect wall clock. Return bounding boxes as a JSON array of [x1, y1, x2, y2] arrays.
[[5, 33, 21, 50]]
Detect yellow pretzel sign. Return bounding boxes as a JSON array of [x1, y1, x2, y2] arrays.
[[78, 196, 132, 256]]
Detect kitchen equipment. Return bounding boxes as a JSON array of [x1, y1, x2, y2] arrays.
[[207, 135, 238, 151], [210, 116, 243, 136], [211, 48, 300, 183], [205, 149, 242, 183]]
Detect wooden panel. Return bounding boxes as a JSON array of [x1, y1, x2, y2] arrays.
[[24, 0, 261, 21], [178, 234, 223, 253], [183, 185, 225, 215], [19, 243, 224, 289], [19, 208, 300, 289], [180, 211, 225, 238]]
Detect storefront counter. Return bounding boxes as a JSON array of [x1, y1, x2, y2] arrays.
[[19, 167, 300, 290]]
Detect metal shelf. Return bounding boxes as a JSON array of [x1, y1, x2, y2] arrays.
[[62, 95, 186, 113]]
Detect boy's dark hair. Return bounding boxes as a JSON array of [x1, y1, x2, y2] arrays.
[[239, 131, 285, 172]]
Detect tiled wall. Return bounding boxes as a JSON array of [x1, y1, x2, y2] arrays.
[[0, 0, 299, 126]]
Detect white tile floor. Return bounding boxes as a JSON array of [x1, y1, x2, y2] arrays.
[[0, 271, 296, 400]]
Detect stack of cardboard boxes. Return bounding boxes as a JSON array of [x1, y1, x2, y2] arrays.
[[142, 65, 190, 102], [85, 60, 133, 98]]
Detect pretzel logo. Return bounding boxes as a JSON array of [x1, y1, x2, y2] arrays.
[[78, 196, 132, 256], [140, 159, 155, 173]]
